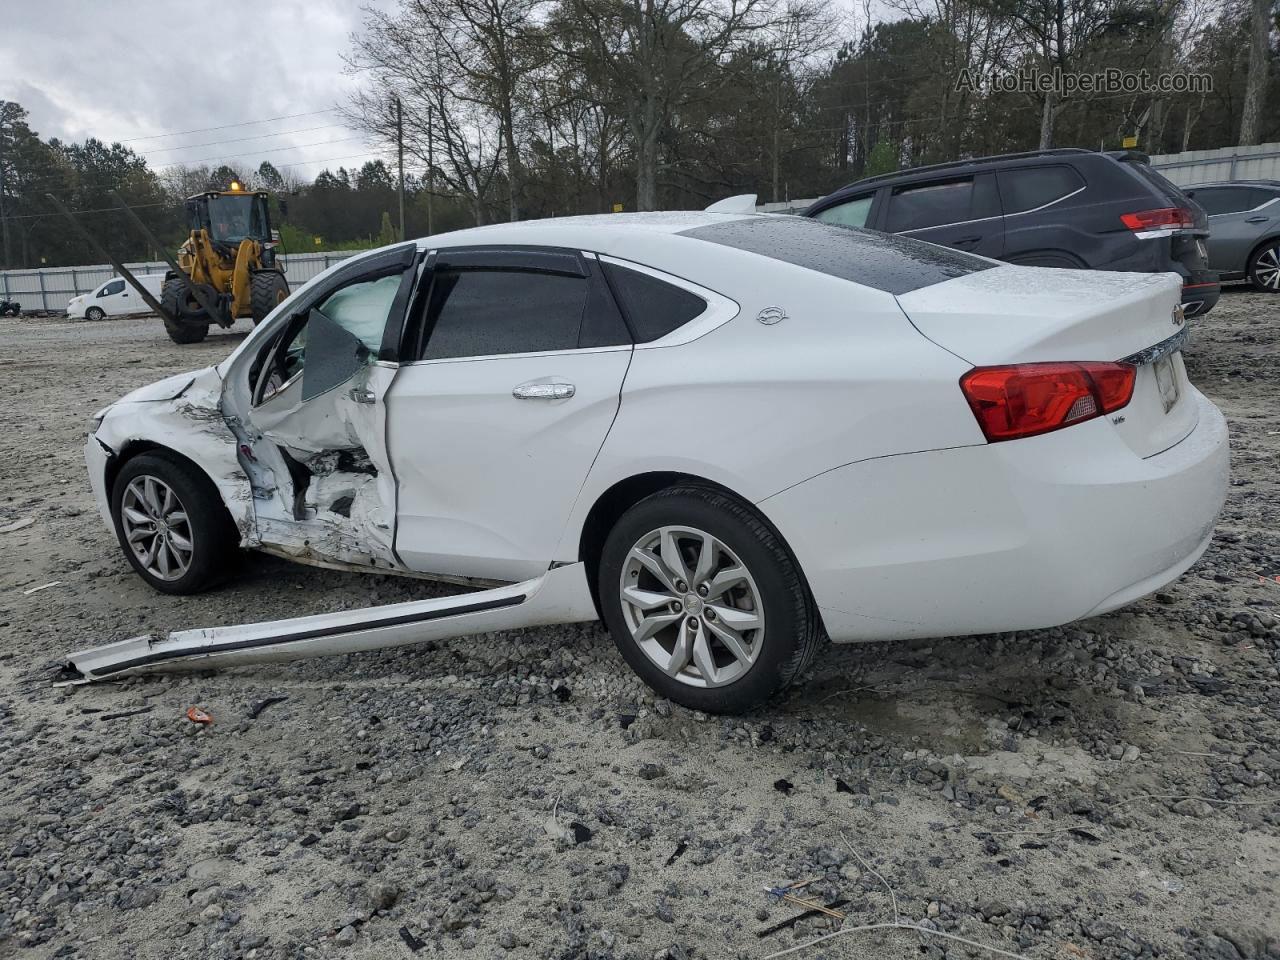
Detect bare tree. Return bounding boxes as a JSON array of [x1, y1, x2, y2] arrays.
[[982, 0, 1160, 148], [1238, 0, 1276, 144], [346, 4, 507, 225], [560, 0, 791, 210]]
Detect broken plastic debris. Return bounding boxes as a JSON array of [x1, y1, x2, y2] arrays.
[[0, 518, 34, 533], [23, 580, 63, 596], [186, 706, 214, 725]]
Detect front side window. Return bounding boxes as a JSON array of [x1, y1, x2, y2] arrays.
[[421, 269, 591, 360], [255, 273, 401, 403], [885, 179, 974, 232], [813, 195, 874, 229], [100, 280, 125, 297], [999, 165, 1085, 214]]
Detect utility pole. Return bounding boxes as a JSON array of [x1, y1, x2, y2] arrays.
[[426, 104, 434, 236], [394, 96, 406, 243], [0, 108, 11, 271]]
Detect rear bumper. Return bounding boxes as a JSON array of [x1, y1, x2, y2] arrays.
[[760, 389, 1229, 642], [1181, 273, 1220, 317]]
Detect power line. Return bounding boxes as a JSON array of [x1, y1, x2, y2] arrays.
[[0, 201, 169, 222], [139, 123, 352, 156], [119, 109, 341, 144], [151, 136, 371, 170]]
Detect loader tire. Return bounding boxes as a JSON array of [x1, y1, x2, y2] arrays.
[[161, 279, 209, 344], [250, 271, 290, 325]]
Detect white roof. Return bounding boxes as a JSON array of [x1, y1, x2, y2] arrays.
[[416, 211, 763, 258]]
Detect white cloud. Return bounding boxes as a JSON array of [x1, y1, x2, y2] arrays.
[[1, 0, 398, 178]]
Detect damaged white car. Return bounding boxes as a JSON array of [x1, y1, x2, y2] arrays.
[[72, 212, 1229, 712]]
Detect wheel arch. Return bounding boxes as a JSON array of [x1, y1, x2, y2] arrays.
[[575, 471, 816, 621], [103, 438, 250, 545], [1246, 234, 1280, 273]]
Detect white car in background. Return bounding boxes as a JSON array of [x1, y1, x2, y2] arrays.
[[66, 274, 165, 321], [69, 212, 1229, 712]]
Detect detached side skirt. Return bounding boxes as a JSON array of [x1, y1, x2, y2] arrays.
[[62, 563, 598, 683]]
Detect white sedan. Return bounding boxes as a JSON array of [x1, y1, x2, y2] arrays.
[[70, 211, 1229, 712]]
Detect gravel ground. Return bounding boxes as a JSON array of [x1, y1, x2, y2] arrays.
[[0, 290, 1278, 960]]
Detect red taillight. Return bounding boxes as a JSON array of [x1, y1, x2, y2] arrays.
[[959, 361, 1136, 442], [1120, 207, 1196, 231]]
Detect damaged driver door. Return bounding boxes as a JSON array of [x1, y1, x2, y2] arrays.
[[228, 243, 419, 571]]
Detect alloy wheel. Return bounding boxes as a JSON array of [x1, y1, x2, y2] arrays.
[[121, 475, 194, 581], [618, 525, 765, 688], [1255, 246, 1280, 290]]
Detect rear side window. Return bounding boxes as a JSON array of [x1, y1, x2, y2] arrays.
[[681, 216, 995, 295], [813, 194, 873, 229], [999, 165, 1085, 214], [602, 263, 706, 343], [1191, 186, 1276, 215], [422, 270, 589, 359], [885, 179, 973, 231]]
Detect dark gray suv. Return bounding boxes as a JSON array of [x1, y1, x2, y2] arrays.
[[804, 148, 1220, 316], [1183, 180, 1280, 292]]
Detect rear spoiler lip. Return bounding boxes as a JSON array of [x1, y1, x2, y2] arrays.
[[1120, 327, 1189, 367]]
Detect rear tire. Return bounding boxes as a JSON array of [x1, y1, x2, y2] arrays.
[[598, 485, 822, 713], [161, 278, 209, 343], [110, 452, 237, 595], [1247, 241, 1280, 292], [250, 271, 290, 325], [85, 306, 106, 322]]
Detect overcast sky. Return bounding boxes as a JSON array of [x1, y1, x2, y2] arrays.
[[4, 0, 880, 183], [1, 0, 396, 180]]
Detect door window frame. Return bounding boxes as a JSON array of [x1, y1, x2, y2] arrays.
[[888, 173, 1001, 235], [399, 245, 637, 366], [248, 242, 420, 407]]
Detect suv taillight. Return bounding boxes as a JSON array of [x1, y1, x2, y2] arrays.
[[960, 362, 1136, 442], [1120, 207, 1196, 231]]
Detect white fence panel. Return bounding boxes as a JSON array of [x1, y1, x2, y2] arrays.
[[1149, 142, 1280, 186], [0, 250, 361, 313]]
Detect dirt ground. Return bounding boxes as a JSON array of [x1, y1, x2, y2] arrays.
[[0, 288, 1277, 960]]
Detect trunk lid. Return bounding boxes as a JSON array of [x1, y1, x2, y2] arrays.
[[897, 264, 1197, 457]]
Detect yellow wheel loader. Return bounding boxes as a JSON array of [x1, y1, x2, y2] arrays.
[[160, 184, 290, 344]]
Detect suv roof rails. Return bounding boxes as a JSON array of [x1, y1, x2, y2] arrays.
[[837, 148, 1095, 192]]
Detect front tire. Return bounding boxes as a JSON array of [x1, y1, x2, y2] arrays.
[[85, 306, 106, 322], [598, 485, 822, 713], [1248, 241, 1280, 292], [110, 453, 236, 595], [161, 278, 209, 343], [250, 271, 289, 325]]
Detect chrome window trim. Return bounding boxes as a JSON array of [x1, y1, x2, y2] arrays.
[[1120, 327, 1190, 366], [1003, 184, 1087, 217], [596, 254, 740, 349], [400, 344, 632, 367], [1206, 195, 1280, 218], [899, 214, 1000, 235]]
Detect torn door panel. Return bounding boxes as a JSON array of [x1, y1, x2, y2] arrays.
[[89, 366, 260, 546], [226, 361, 401, 570]]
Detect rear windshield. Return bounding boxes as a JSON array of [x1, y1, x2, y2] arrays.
[[1126, 161, 1191, 203], [679, 216, 995, 295]]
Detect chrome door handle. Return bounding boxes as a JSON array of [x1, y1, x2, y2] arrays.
[[513, 382, 575, 400], [348, 387, 376, 403]]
